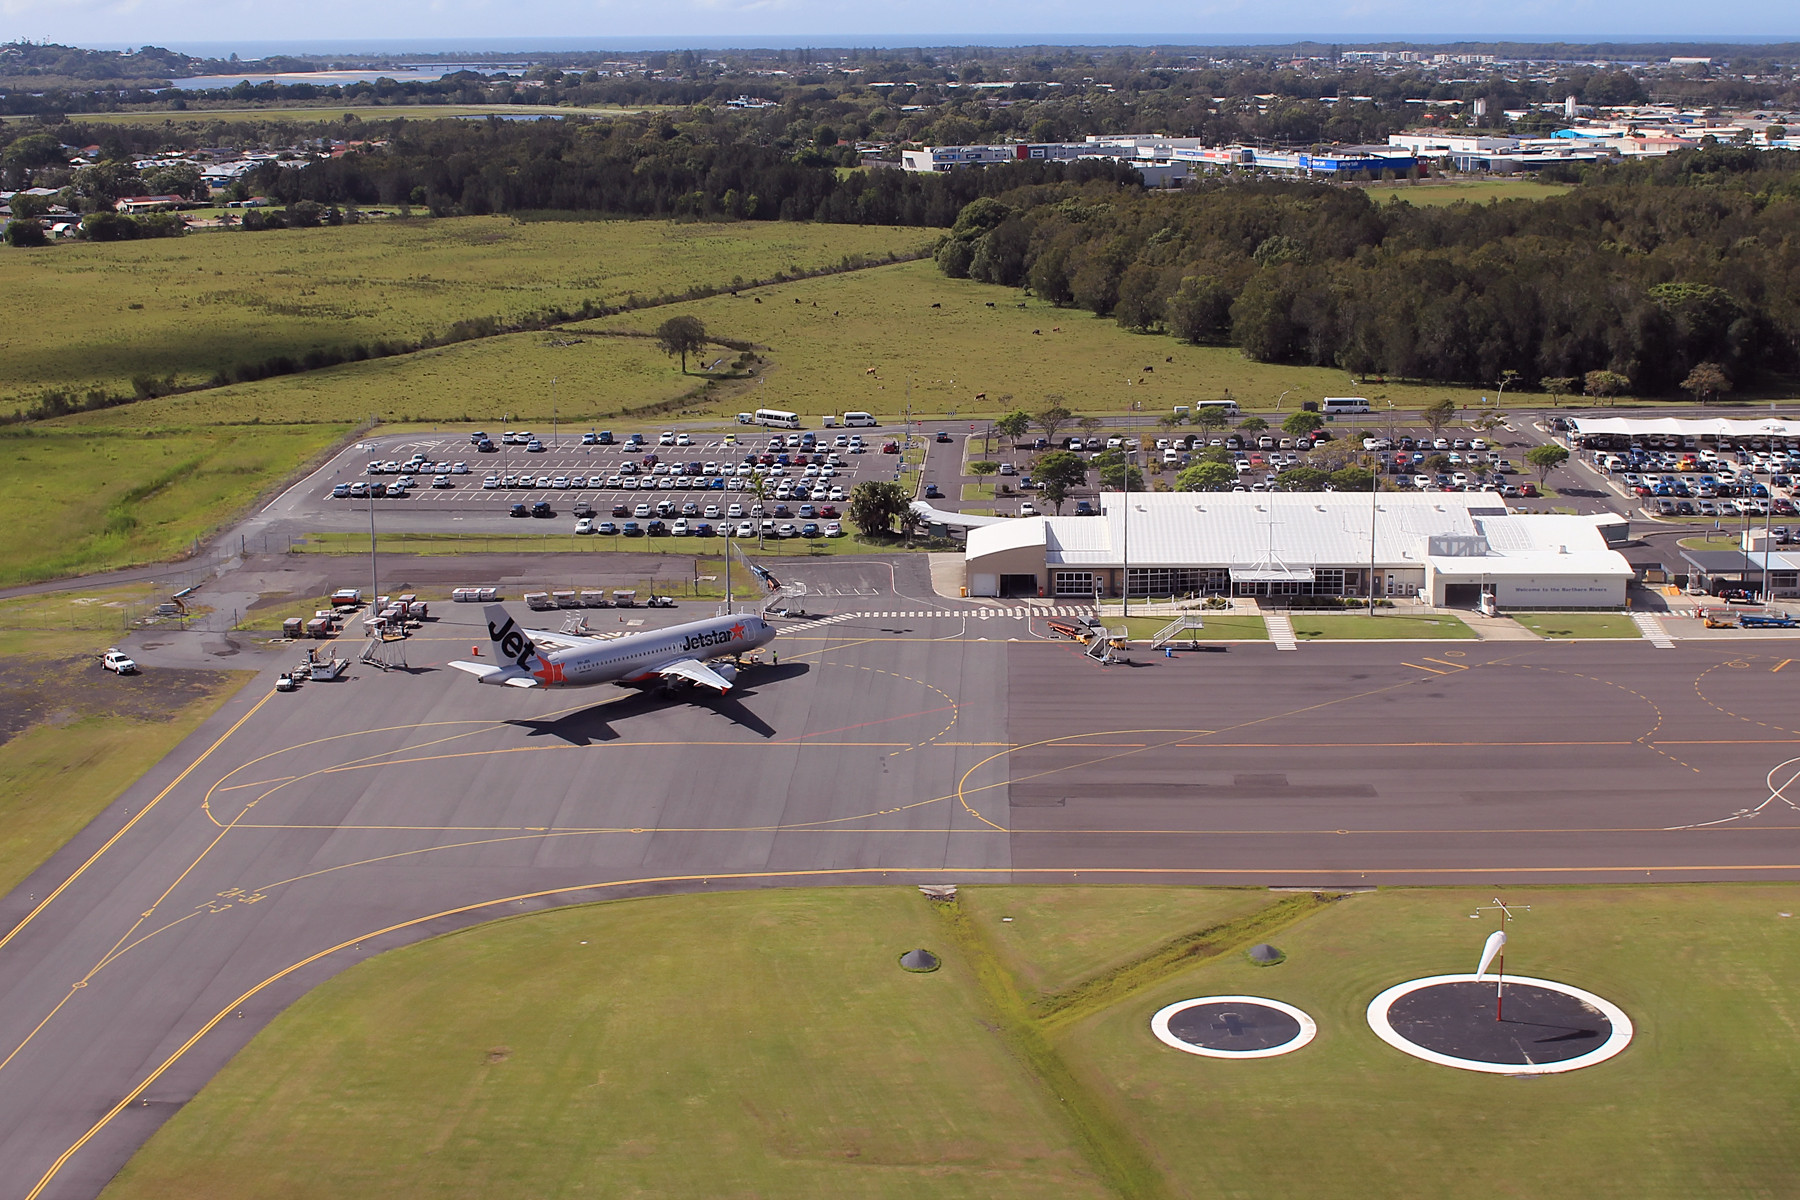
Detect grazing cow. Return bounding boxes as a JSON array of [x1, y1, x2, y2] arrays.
[[1165, 356, 1173, 363], [974, 392, 986, 401], [865, 367, 878, 376], [985, 302, 996, 308], [1052, 327, 1061, 332], [754, 297, 762, 303], [931, 302, 941, 308], [1143, 366, 1154, 372], [1032, 329, 1041, 335]]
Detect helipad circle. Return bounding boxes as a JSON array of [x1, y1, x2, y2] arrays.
[[1151, 996, 1318, 1059], [1367, 974, 1633, 1074]]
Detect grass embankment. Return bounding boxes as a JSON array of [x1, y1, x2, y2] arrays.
[[0, 584, 249, 895], [1290, 612, 1477, 639], [3, 216, 928, 405], [1115, 614, 1269, 641], [105, 883, 1800, 1199], [0, 422, 350, 586], [1512, 612, 1642, 639]]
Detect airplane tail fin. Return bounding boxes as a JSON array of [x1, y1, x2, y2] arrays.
[[482, 603, 541, 670]]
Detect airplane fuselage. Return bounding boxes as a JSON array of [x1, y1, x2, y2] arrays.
[[478, 609, 776, 689]]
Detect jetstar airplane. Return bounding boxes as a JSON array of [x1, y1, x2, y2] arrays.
[[449, 604, 776, 694]]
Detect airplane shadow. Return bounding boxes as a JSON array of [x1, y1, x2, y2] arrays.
[[506, 662, 810, 745]]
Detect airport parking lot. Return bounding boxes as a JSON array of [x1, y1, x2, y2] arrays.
[[314, 424, 918, 538]]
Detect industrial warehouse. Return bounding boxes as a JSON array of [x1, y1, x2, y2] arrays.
[[962, 492, 1634, 608]]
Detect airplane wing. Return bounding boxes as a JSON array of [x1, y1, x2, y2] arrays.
[[651, 657, 736, 693], [448, 660, 541, 687]]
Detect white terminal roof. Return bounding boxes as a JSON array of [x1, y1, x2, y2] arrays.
[[967, 492, 1630, 579], [1569, 415, 1800, 439]]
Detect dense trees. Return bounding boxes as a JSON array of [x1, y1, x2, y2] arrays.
[[934, 149, 1800, 395]]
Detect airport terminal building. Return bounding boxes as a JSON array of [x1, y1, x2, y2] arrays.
[[963, 492, 1633, 608]]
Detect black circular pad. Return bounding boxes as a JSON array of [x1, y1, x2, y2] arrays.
[[1386, 981, 1613, 1065], [1165, 1002, 1302, 1052]]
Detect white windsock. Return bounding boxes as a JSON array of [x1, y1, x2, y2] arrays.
[[1475, 930, 1507, 980]]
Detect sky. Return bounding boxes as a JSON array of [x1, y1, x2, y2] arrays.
[[8, 0, 1796, 52]]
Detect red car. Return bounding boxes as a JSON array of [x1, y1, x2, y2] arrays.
[[1518, 482, 1539, 498], [882, 441, 901, 454]]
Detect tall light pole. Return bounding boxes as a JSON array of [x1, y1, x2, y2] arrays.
[[550, 378, 557, 448], [368, 482, 380, 611]]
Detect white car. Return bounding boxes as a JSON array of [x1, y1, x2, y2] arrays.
[[659, 431, 676, 446], [727, 503, 744, 518], [1019, 502, 1037, 516], [829, 486, 846, 501], [703, 504, 721, 518], [735, 520, 755, 538], [451, 462, 469, 474], [483, 475, 500, 489], [574, 518, 595, 535], [676, 433, 692, 446], [102, 648, 137, 674], [825, 521, 844, 537]]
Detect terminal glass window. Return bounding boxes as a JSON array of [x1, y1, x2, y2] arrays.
[[1053, 571, 1095, 597], [1312, 569, 1346, 595], [1126, 568, 1206, 597]]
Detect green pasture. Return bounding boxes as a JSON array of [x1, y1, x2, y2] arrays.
[[1362, 178, 1575, 206], [0, 423, 349, 586], [1511, 612, 1642, 639], [582, 259, 1513, 423], [1, 216, 928, 404], [1289, 612, 1477, 639], [103, 883, 1800, 1200]]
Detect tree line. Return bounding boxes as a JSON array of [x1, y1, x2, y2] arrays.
[[934, 147, 1800, 396], [235, 120, 1141, 224]]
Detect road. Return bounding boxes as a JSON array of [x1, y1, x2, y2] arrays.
[[4, 559, 1800, 1196]]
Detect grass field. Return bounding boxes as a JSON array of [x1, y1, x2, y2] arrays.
[[579, 259, 1516, 423], [0, 583, 249, 895], [1511, 612, 1642, 638], [0, 422, 350, 586], [1116, 614, 1269, 641], [54, 257, 1517, 437], [1288, 612, 1477, 639], [1361, 178, 1575, 207], [1, 217, 929, 404], [102, 883, 1800, 1200]]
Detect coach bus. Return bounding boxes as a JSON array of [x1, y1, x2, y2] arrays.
[[1321, 396, 1371, 415], [754, 408, 803, 429]]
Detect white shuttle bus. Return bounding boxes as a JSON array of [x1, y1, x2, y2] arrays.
[[754, 408, 802, 429], [1193, 399, 1239, 417], [1321, 396, 1371, 414]]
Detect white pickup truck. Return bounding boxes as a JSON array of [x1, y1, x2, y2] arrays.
[[101, 648, 137, 674]]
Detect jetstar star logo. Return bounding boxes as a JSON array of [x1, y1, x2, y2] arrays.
[[730, 621, 746, 641], [532, 658, 567, 686]]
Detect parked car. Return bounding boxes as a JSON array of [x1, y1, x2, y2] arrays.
[[510, 503, 529, 517], [574, 518, 595, 535]]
